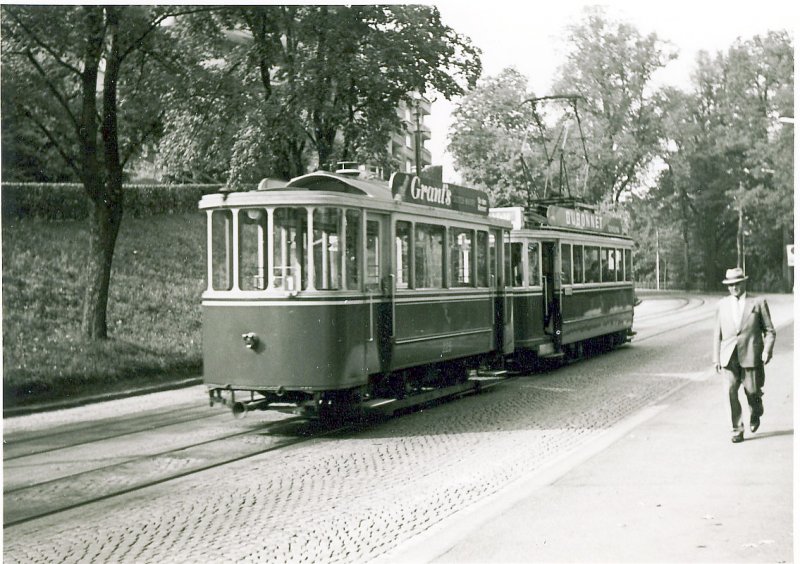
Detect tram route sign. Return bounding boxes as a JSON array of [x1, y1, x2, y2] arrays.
[[546, 205, 627, 235], [390, 172, 489, 215]]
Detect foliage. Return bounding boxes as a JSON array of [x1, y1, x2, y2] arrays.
[[1, 5, 202, 339], [448, 68, 540, 206], [2, 214, 206, 407], [649, 31, 794, 291], [550, 7, 677, 203], [157, 5, 482, 185]]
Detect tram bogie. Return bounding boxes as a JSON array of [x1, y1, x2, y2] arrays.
[[200, 170, 635, 418]]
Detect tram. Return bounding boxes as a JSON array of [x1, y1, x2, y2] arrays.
[[200, 167, 635, 417]]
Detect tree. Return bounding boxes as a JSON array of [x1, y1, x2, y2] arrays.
[[158, 5, 482, 185], [1, 5, 192, 338], [551, 7, 676, 203], [448, 67, 540, 206], [650, 32, 793, 290]]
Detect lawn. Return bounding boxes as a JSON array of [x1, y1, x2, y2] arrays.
[[2, 213, 207, 408]]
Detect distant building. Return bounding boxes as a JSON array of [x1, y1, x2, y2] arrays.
[[390, 94, 432, 175]]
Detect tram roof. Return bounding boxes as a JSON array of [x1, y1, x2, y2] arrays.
[[282, 171, 393, 201]]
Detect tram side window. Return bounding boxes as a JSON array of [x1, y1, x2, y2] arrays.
[[273, 208, 308, 291], [450, 228, 473, 287], [396, 221, 411, 289], [313, 208, 342, 290], [573, 245, 584, 284], [211, 210, 233, 291], [624, 248, 633, 281], [601, 247, 619, 282], [414, 223, 445, 288], [508, 242, 523, 287], [366, 220, 381, 289], [345, 210, 361, 289], [614, 249, 623, 282], [527, 242, 540, 286], [560, 243, 572, 284], [585, 246, 601, 283], [239, 209, 267, 290], [477, 231, 488, 287]]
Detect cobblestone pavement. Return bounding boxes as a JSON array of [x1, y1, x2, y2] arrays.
[[3, 294, 793, 563]]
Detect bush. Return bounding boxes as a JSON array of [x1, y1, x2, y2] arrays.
[[1, 182, 224, 220]]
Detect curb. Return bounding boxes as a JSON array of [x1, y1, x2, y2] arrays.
[[3, 377, 203, 419]]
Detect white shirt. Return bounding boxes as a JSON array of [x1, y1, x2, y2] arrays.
[[730, 291, 747, 330]]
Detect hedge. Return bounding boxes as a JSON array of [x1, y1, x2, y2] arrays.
[[1, 182, 225, 220]]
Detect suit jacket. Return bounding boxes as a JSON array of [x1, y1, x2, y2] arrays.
[[713, 294, 776, 368]]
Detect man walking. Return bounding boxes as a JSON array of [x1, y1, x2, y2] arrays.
[[713, 267, 776, 443]]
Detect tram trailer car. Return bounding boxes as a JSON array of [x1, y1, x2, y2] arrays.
[[201, 169, 635, 418], [489, 204, 635, 363]]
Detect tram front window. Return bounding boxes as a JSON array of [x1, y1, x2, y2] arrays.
[[273, 208, 308, 291], [313, 208, 342, 290], [239, 209, 267, 290], [211, 210, 233, 291]]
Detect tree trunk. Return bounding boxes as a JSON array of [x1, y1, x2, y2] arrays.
[[82, 196, 123, 338]]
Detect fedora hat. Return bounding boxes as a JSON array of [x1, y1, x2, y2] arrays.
[[722, 267, 748, 285]]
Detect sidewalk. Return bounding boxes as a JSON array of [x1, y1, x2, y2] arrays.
[[388, 323, 794, 563]]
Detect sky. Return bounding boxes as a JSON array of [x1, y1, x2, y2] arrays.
[[426, 0, 798, 182]]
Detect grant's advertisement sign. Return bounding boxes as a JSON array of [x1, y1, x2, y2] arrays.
[[546, 205, 627, 235], [390, 172, 489, 215]]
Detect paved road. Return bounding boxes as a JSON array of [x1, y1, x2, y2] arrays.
[[387, 309, 794, 562], [3, 293, 793, 563]]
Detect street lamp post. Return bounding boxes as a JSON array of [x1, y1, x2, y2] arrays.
[[414, 103, 422, 178]]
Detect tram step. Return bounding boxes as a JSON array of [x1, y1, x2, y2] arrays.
[[539, 352, 566, 359], [475, 369, 508, 378]]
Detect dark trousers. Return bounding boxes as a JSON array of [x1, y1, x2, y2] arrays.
[[723, 350, 765, 434]]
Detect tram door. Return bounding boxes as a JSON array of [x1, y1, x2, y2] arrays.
[[366, 213, 393, 372], [541, 241, 563, 350]]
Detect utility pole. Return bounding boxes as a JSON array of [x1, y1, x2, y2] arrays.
[[656, 228, 660, 291]]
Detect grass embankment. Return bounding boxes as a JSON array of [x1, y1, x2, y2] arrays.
[[2, 213, 206, 409]]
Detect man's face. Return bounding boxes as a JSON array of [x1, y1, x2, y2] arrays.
[[728, 281, 745, 298]]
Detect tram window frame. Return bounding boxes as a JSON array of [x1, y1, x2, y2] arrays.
[[414, 222, 445, 289], [560, 243, 572, 285], [449, 227, 474, 287], [585, 246, 601, 283], [572, 245, 585, 284], [210, 209, 233, 291], [527, 241, 540, 287], [477, 231, 489, 287], [238, 208, 268, 291], [395, 220, 412, 289]]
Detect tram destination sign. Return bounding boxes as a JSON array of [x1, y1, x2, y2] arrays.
[[390, 172, 489, 215], [546, 205, 627, 235]]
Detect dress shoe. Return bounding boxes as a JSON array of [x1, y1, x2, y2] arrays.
[[750, 418, 760, 433], [731, 433, 744, 443]]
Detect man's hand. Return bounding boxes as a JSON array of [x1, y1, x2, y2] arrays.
[[762, 351, 773, 365]]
